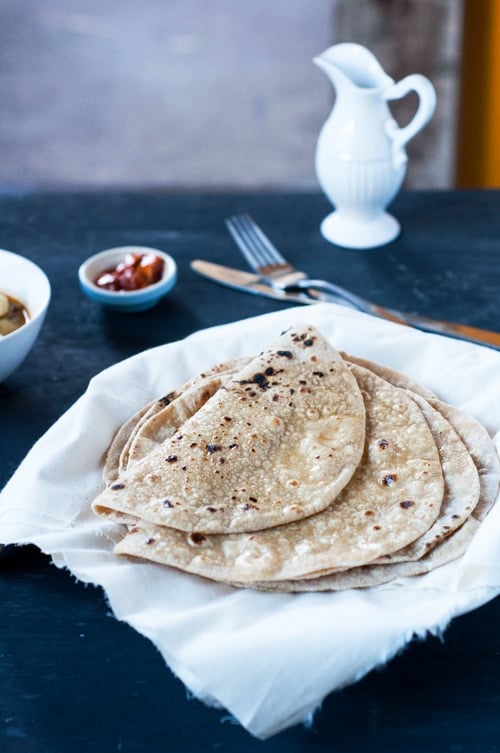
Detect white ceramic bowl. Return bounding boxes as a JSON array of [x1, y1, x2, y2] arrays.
[[0, 249, 51, 382], [78, 246, 177, 312]]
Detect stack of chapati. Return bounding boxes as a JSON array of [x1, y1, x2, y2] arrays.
[[92, 324, 500, 591]]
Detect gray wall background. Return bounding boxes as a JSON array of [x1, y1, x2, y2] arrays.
[[0, 0, 463, 191]]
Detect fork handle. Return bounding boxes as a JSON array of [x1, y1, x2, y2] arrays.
[[300, 280, 500, 350], [295, 278, 371, 313]]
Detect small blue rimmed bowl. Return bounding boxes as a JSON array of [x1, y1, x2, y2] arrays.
[[78, 246, 177, 312]]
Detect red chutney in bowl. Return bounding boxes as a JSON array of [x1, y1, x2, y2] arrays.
[[94, 252, 164, 292]]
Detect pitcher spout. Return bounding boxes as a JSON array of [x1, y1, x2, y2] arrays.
[[313, 43, 394, 92]]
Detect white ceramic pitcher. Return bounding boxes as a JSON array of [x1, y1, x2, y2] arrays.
[[314, 43, 436, 249]]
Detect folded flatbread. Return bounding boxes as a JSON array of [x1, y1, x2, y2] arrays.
[[113, 363, 445, 582], [230, 516, 481, 592], [371, 392, 480, 564], [94, 325, 367, 534], [103, 357, 251, 482], [94, 330, 499, 593]]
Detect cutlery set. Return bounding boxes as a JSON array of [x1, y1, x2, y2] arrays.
[[191, 213, 500, 351]]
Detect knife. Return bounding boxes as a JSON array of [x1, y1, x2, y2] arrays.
[[191, 259, 332, 305], [191, 259, 500, 350]]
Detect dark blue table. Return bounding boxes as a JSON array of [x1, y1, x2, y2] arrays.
[[1, 189, 499, 752]]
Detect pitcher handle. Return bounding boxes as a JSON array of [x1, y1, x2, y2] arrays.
[[383, 74, 436, 168]]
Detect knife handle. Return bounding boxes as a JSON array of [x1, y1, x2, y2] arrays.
[[391, 309, 500, 350]]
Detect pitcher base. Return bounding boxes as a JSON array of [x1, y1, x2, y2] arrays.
[[320, 211, 401, 249]]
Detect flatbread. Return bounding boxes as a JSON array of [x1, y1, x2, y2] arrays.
[[126, 359, 251, 469], [343, 353, 436, 398], [96, 332, 499, 593], [103, 401, 156, 482], [94, 325, 367, 535], [228, 392, 498, 591], [343, 355, 498, 544], [232, 516, 480, 592], [428, 398, 500, 522], [113, 363, 445, 582], [342, 355, 499, 523], [229, 394, 497, 590], [342, 353, 500, 521], [103, 357, 251, 481], [371, 392, 480, 564]]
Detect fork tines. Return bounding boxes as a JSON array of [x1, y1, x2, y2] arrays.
[[225, 214, 288, 272]]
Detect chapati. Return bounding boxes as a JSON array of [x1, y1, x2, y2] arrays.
[[104, 357, 251, 481], [94, 327, 499, 593], [428, 398, 500, 522], [233, 516, 480, 592], [94, 325, 366, 534], [371, 392, 480, 564], [113, 363, 445, 582], [125, 358, 251, 469]]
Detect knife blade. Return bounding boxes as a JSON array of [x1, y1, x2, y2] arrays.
[[191, 259, 500, 350]]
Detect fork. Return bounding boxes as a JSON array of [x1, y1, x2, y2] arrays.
[[225, 213, 390, 317], [224, 213, 500, 349]]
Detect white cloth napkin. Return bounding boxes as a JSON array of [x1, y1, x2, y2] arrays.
[[1, 303, 500, 739]]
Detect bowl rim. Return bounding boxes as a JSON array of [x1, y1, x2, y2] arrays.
[[78, 246, 177, 300], [0, 248, 51, 341]]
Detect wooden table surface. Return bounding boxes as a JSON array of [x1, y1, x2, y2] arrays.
[[1, 189, 499, 752]]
